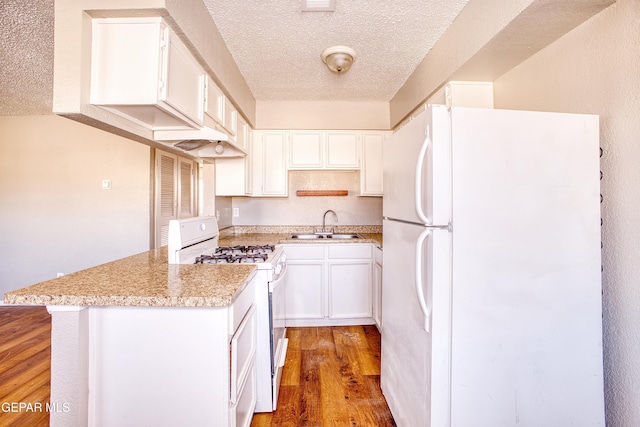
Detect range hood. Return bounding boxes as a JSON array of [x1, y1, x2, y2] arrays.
[[154, 127, 247, 158]]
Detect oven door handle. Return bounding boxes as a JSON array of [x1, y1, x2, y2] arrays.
[[269, 262, 288, 291]]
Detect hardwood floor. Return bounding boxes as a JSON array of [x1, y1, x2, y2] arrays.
[[0, 306, 51, 427], [0, 308, 395, 427], [252, 325, 396, 427]]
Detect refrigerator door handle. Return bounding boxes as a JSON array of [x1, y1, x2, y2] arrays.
[[414, 126, 432, 225], [415, 228, 431, 332]]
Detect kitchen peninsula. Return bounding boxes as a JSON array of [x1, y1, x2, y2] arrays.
[[4, 248, 258, 427], [4, 228, 382, 427]]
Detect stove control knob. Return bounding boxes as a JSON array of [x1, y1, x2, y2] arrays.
[[274, 264, 282, 275], [200, 223, 206, 231]]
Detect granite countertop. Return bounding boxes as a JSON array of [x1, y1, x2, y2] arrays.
[[5, 226, 381, 309], [4, 248, 256, 308], [220, 226, 383, 247]]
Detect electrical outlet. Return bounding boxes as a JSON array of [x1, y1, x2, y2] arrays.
[[101, 179, 112, 190], [233, 208, 240, 217]]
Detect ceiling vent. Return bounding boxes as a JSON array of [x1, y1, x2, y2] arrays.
[[301, 0, 335, 12]]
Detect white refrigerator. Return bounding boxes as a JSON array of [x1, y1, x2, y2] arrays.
[[381, 105, 605, 427]]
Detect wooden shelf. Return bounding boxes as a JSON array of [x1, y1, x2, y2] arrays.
[[296, 190, 348, 197]]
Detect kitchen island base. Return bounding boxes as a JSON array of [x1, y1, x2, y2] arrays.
[[46, 280, 256, 427]]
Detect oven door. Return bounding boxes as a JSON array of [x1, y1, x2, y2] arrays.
[[269, 263, 288, 409]]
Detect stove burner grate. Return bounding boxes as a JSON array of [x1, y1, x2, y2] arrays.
[[194, 254, 231, 264], [216, 244, 275, 254], [195, 245, 275, 264]]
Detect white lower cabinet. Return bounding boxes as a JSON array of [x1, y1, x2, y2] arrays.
[[286, 261, 325, 320], [328, 262, 372, 319], [283, 243, 374, 326], [88, 277, 257, 427], [284, 245, 324, 320]]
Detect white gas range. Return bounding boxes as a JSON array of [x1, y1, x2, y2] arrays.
[[168, 216, 288, 413]]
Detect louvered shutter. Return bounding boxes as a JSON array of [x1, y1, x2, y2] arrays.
[[154, 150, 198, 248], [156, 151, 177, 247], [178, 158, 194, 217]]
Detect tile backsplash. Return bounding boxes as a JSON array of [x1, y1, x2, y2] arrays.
[[229, 170, 382, 226]]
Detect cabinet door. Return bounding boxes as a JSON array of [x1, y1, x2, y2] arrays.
[[91, 18, 206, 130], [244, 128, 253, 195], [91, 18, 162, 105], [285, 261, 325, 320], [216, 117, 252, 197], [163, 28, 205, 127], [215, 158, 247, 196], [223, 97, 237, 137], [361, 132, 385, 196], [255, 131, 288, 196], [326, 131, 360, 169], [236, 115, 248, 151], [204, 76, 225, 125], [289, 131, 323, 169], [328, 261, 372, 319]]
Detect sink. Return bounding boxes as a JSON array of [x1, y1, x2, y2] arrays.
[[326, 234, 361, 239], [290, 233, 361, 240]]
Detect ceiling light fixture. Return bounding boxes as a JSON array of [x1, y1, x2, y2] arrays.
[[321, 45, 356, 74], [301, 0, 335, 12]]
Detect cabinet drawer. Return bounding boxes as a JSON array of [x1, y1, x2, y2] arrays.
[[328, 244, 372, 259], [231, 305, 256, 407], [229, 276, 255, 335], [232, 357, 256, 427], [284, 244, 325, 260]]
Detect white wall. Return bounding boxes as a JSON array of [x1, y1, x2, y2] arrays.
[[232, 171, 382, 226], [493, 1, 640, 425], [0, 115, 151, 299], [256, 101, 389, 130]]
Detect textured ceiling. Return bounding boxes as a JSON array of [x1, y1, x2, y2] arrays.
[[0, 0, 54, 115], [0, 0, 468, 114], [202, 0, 469, 102]]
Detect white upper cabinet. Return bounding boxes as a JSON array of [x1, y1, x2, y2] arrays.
[[204, 76, 237, 138], [289, 131, 324, 169], [360, 131, 387, 196], [91, 17, 206, 130], [215, 116, 252, 197], [215, 157, 250, 196], [235, 114, 249, 152], [288, 130, 360, 170], [204, 76, 225, 126], [326, 131, 360, 169], [251, 131, 288, 197], [224, 98, 237, 137]]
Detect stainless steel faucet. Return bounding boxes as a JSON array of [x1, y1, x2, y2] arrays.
[[322, 209, 338, 233]]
